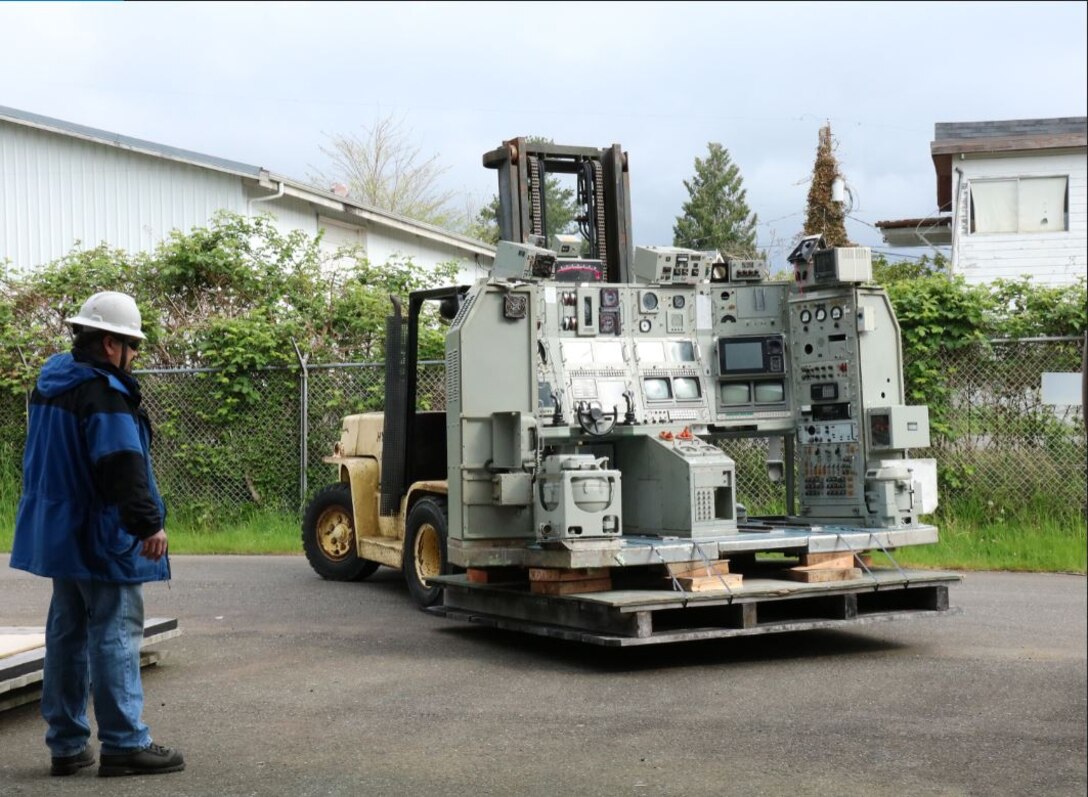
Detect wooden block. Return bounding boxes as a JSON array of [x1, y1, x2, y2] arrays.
[[0, 633, 45, 659], [529, 567, 610, 582], [800, 552, 856, 569], [664, 559, 730, 578], [530, 577, 613, 596], [786, 567, 863, 583], [672, 573, 744, 592], [466, 567, 526, 584]]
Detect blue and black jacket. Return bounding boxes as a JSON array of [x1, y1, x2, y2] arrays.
[[11, 351, 169, 583]]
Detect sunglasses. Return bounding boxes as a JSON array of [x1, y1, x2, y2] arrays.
[[108, 335, 141, 352]]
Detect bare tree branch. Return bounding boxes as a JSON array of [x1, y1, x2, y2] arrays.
[[309, 115, 462, 229]]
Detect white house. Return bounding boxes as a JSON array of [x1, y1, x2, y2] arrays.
[[877, 117, 1087, 286], [0, 105, 495, 283]]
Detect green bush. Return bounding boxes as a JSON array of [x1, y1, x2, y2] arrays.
[[0, 212, 459, 513], [876, 255, 1086, 517]]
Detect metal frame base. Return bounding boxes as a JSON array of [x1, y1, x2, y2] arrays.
[[430, 571, 960, 647]]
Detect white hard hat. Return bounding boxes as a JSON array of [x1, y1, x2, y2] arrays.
[[65, 291, 146, 340]]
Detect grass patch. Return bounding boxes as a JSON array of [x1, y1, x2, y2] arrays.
[[892, 514, 1086, 573], [0, 445, 19, 552], [0, 506, 302, 556], [166, 507, 301, 554]]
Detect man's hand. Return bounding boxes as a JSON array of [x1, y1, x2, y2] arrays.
[[140, 529, 168, 561]]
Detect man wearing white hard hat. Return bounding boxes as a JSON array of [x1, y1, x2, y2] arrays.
[[10, 291, 184, 777]]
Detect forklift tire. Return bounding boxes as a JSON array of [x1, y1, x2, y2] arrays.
[[404, 496, 449, 608], [302, 483, 381, 582]]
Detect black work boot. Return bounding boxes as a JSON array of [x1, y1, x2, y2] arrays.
[[98, 743, 185, 777], [51, 746, 95, 776]]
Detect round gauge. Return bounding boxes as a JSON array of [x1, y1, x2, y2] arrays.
[[672, 295, 686, 309], [799, 309, 812, 324], [815, 307, 827, 322], [641, 292, 659, 312], [638, 318, 652, 333], [831, 306, 843, 320]]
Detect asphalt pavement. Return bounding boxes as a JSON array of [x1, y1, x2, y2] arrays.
[[0, 555, 1085, 797]]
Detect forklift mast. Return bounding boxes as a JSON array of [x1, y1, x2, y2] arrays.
[[482, 138, 634, 284]]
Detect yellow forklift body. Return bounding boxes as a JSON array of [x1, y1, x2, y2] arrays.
[[324, 413, 448, 571]]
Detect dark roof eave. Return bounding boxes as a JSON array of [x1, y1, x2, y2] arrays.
[[875, 216, 952, 230], [931, 132, 1087, 157]]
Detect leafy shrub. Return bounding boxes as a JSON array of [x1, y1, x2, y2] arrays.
[[1, 212, 461, 511]]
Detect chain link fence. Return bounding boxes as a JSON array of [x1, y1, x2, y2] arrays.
[[1, 339, 1084, 518], [918, 337, 1086, 514], [0, 392, 28, 492]]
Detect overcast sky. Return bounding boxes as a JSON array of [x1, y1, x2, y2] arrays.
[[2, 1, 1085, 267]]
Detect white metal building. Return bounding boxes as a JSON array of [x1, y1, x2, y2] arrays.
[[0, 105, 495, 283], [877, 117, 1087, 286]]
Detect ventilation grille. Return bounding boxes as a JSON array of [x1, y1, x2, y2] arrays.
[[446, 346, 460, 406], [450, 290, 477, 331], [695, 488, 715, 522]]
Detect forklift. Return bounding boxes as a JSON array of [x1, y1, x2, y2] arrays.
[[302, 137, 959, 645]]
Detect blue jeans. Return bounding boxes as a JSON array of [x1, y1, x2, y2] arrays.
[[41, 579, 150, 757]]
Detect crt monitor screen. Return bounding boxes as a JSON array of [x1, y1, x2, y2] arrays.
[[673, 377, 701, 400], [754, 381, 785, 403], [719, 340, 764, 374], [720, 383, 751, 405], [643, 378, 672, 401]]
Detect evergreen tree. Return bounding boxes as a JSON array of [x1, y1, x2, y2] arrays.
[[803, 124, 851, 246], [672, 142, 758, 256]]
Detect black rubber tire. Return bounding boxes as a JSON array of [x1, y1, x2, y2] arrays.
[[302, 483, 381, 581], [403, 496, 449, 608]]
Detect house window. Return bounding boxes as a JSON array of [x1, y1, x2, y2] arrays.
[[969, 177, 1069, 234]]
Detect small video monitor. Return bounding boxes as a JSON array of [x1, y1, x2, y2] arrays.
[[643, 378, 672, 401], [673, 377, 701, 400], [754, 381, 785, 404], [720, 383, 751, 406]]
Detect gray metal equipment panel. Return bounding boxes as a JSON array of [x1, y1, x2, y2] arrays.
[[451, 284, 538, 542]]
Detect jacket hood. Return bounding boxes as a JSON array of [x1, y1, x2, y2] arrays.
[[36, 352, 121, 398]]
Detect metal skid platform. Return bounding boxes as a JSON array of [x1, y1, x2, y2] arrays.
[[430, 569, 961, 647], [449, 522, 940, 570]]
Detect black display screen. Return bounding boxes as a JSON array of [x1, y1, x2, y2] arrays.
[[718, 336, 784, 375], [870, 413, 891, 447], [720, 341, 764, 373]]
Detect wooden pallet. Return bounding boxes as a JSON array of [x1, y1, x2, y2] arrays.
[[672, 574, 745, 592], [664, 559, 743, 592], [466, 567, 527, 584], [529, 567, 612, 596], [1, 618, 180, 712], [430, 570, 961, 646], [786, 552, 863, 583]]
